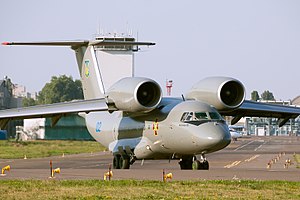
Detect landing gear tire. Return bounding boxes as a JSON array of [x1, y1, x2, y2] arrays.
[[192, 160, 201, 170], [196, 160, 209, 170], [179, 157, 193, 170], [113, 155, 120, 169], [119, 156, 130, 169], [191, 160, 209, 170], [202, 160, 209, 170], [113, 155, 130, 169]]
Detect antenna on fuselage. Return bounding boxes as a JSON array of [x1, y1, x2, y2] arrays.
[[181, 94, 185, 101]]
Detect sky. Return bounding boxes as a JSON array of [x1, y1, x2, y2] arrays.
[[0, 0, 299, 101]]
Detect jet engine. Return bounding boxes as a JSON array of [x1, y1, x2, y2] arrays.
[[186, 77, 245, 110], [106, 77, 162, 112]]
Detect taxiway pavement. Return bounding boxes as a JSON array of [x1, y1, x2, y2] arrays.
[[0, 136, 299, 181]]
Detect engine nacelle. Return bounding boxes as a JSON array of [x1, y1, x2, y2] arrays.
[[106, 77, 162, 112], [186, 77, 245, 110]]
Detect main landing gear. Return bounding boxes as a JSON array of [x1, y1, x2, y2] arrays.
[[112, 147, 136, 169], [113, 155, 130, 169], [179, 155, 209, 170]]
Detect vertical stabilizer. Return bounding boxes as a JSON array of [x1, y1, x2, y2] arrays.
[[95, 49, 134, 92], [80, 45, 106, 99], [78, 36, 155, 100]]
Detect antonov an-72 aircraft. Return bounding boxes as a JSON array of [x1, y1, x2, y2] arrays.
[[1, 36, 300, 170]]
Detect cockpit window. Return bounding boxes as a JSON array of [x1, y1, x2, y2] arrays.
[[195, 112, 209, 120], [180, 111, 223, 123], [209, 112, 223, 120], [180, 112, 193, 121]]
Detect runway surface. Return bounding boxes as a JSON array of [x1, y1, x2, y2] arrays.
[[1, 136, 299, 181]]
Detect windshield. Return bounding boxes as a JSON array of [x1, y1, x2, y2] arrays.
[[209, 112, 223, 120], [180, 111, 223, 122]]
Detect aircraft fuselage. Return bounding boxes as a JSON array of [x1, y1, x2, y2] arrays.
[[84, 98, 231, 162]]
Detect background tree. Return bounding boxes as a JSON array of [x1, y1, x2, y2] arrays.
[[37, 75, 83, 104], [251, 90, 260, 101], [261, 90, 275, 101], [22, 97, 37, 107]]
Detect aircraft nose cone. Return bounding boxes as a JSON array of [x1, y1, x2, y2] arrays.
[[197, 122, 231, 153]]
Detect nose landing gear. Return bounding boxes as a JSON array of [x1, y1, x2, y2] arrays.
[[179, 154, 209, 170], [194, 154, 209, 170]]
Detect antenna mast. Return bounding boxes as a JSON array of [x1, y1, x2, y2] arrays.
[[166, 79, 173, 96]]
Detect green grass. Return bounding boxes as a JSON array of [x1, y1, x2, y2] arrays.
[[0, 140, 107, 159], [0, 180, 299, 199]]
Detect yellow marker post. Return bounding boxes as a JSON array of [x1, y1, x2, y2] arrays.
[[162, 169, 172, 182], [104, 165, 113, 181], [51, 168, 61, 178], [164, 173, 173, 182], [1, 165, 10, 176], [49, 160, 61, 179]]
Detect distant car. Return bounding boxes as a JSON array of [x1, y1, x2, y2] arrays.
[[229, 128, 242, 141]]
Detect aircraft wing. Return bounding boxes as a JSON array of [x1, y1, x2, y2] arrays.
[[0, 98, 108, 129], [220, 100, 300, 126]]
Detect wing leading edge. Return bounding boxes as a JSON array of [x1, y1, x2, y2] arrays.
[[221, 100, 300, 127], [0, 98, 108, 129]]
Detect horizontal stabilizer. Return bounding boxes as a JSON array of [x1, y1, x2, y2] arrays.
[[2, 40, 155, 47], [2, 41, 89, 47], [90, 40, 155, 46]]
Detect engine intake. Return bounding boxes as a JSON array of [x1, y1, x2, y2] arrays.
[[186, 77, 245, 110], [106, 77, 162, 112]]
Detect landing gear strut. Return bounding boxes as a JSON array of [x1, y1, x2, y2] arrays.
[[179, 155, 209, 170]]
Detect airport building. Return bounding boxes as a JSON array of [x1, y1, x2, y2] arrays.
[[0, 76, 92, 140], [20, 115, 92, 141], [233, 98, 300, 136], [0, 77, 23, 139]]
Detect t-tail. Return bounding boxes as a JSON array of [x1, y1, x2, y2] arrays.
[[2, 37, 155, 100]]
